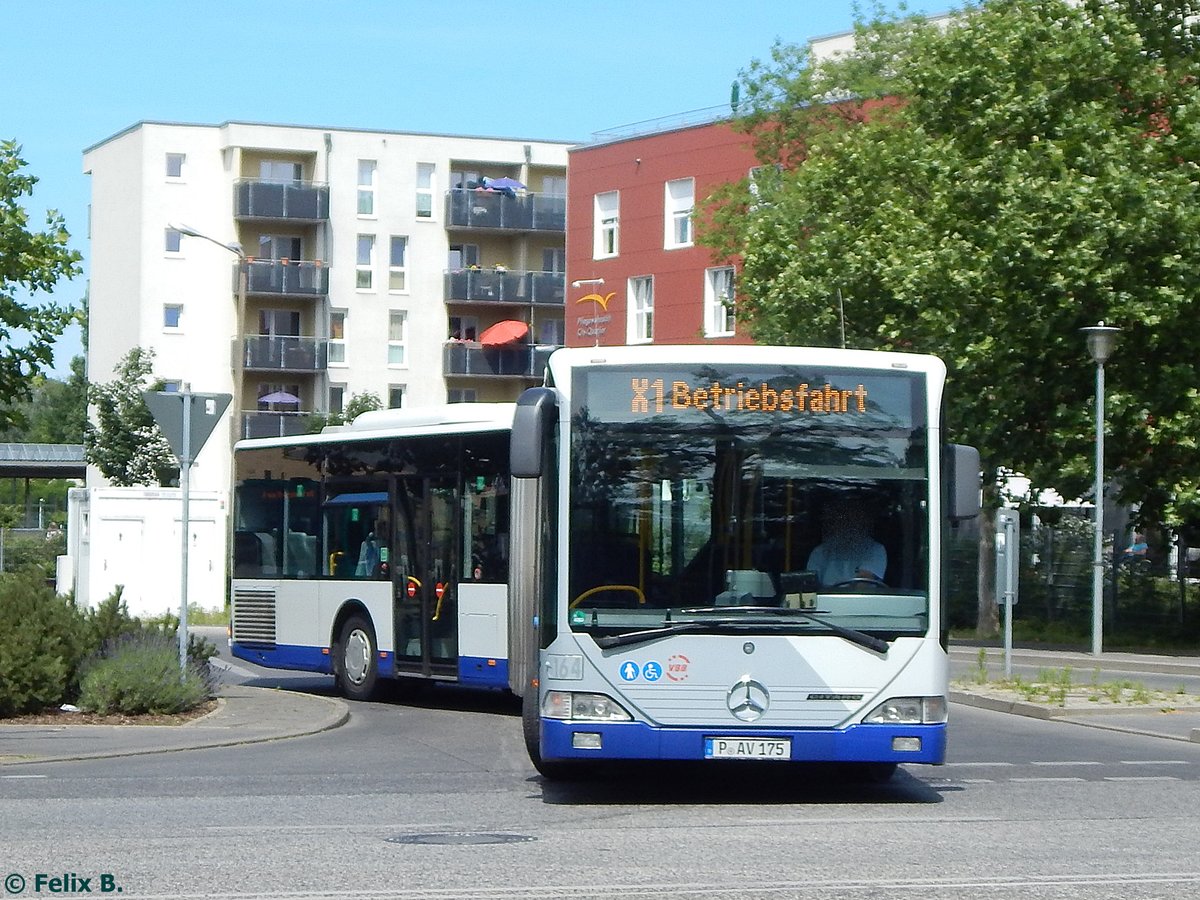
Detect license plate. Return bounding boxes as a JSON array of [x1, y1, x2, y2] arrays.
[[704, 737, 791, 760]]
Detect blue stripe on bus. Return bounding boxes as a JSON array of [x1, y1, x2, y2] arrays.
[[232, 642, 333, 675], [540, 720, 947, 765], [458, 656, 510, 688]]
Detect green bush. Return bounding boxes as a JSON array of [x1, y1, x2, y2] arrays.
[[0, 571, 88, 716], [78, 632, 213, 715]]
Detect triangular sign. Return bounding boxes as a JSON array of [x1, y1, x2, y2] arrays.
[[143, 391, 232, 466]]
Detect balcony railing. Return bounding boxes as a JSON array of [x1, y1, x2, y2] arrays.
[[241, 336, 328, 372], [444, 190, 566, 232], [240, 411, 316, 440], [443, 269, 565, 305], [234, 179, 329, 221], [242, 259, 328, 297], [442, 342, 557, 378]]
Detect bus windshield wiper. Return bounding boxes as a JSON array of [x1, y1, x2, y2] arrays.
[[592, 607, 888, 654]]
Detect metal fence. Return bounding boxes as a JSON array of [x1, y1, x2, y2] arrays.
[[944, 510, 1200, 646]]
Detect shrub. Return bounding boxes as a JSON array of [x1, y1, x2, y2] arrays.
[[78, 631, 213, 715], [0, 571, 88, 716]]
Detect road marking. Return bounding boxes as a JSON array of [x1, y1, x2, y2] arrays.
[[0, 774, 47, 779], [1031, 760, 1102, 766], [1120, 759, 1190, 765], [1009, 777, 1087, 782], [944, 761, 1013, 767], [1105, 775, 1181, 782]]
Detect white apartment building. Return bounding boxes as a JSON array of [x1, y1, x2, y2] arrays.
[[77, 120, 570, 611]]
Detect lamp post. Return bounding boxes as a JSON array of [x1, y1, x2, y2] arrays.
[[170, 223, 247, 442], [1081, 322, 1120, 656]]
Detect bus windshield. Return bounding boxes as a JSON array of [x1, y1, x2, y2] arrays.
[[566, 363, 930, 639]]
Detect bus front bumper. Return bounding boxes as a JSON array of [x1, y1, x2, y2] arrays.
[[541, 719, 946, 765]]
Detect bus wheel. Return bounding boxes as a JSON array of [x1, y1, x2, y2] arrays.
[[337, 614, 379, 701], [849, 762, 897, 783]]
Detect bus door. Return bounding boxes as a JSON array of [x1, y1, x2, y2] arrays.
[[392, 475, 461, 678]]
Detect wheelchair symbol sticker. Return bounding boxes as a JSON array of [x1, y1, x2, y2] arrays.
[[642, 661, 662, 682]]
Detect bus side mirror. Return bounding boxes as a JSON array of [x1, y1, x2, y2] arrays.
[[946, 444, 981, 521], [511, 387, 557, 478]]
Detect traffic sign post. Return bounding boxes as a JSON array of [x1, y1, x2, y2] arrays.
[[995, 508, 1020, 678], [144, 386, 231, 674]]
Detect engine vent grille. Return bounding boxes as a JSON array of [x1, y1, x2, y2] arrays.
[[232, 587, 276, 646]]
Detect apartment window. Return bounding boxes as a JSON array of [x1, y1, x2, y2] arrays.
[[539, 318, 565, 345], [163, 304, 183, 330], [165, 153, 185, 179], [388, 385, 406, 409], [388, 310, 408, 365], [329, 384, 345, 416], [416, 163, 435, 218], [259, 235, 302, 261], [628, 276, 654, 343], [704, 266, 736, 337], [357, 159, 376, 216], [328, 310, 347, 365], [594, 191, 619, 258], [165, 228, 182, 254], [356, 235, 375, 289], [542, 247, 565, 273], [451, 169, 481, 190], [161, 380, 182, 393], [389, 236, 408, 291], [449, 315, 477, 342], [448, 243, 479, 269], [542, 175, 567, 195], [448, 388, 477, 404], [260, 160, 302, 183], [664, 178, 694, 249]]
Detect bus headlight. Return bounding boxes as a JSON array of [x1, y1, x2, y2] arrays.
[[543, 691, 632, 722], [864, 696, 947, 725]]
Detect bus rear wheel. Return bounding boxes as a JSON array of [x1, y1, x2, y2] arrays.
[[337, 614, 379, 701]]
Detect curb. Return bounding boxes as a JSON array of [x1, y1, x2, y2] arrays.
[[0, 688, 351, 766], [951, 690, 1200, 743]]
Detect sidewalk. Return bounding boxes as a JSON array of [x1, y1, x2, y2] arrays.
[[0, 684, 349, 766], [949, 645, 1200, 743]]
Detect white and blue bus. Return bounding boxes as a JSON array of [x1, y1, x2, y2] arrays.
[[229, 404, 517, 698], [509, 345, 979, 779]]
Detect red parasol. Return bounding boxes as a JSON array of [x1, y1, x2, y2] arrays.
[[478, 320, 529, 346]]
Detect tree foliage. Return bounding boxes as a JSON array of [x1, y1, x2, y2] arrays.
[[0, 140, 81, 431], [703, 0, 1200, 526], [0, 354, 87, 444], [85, 347, 177, 487]]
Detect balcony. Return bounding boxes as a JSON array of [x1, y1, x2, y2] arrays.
[[241, 336, 328, 373], [443, 269, 565, 306], [444, 190, 565, 232], [443, 342, 557, 378], [234, 179, 329, 222], [240, 411, 315, 440], [242, 259, 328, 297]]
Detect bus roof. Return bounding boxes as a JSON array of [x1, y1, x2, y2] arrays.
[[234, 403, 517, 452]]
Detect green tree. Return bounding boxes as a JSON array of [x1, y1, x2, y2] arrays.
[[85, 347, 177, 486], [703, 0, 1200, 528], [0, 140, 81, 431]]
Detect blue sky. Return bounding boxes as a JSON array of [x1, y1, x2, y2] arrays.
[[2, 0, 935, 377]]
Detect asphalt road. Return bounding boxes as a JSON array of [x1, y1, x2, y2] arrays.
[[2, 641, 1199, 899]]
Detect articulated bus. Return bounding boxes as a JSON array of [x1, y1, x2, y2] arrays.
[[229, 404, 517, 697], [228, 345, 979, 781], [510, 345, 979, 779]]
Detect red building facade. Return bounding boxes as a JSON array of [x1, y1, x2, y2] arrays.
[[566, 120, 759, 348]]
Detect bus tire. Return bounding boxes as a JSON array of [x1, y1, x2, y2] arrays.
[[337, 614, 379, 701]]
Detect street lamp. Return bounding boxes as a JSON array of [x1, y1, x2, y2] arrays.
[[1081, 321, 1120, 656], [169, 223, 247, 441]]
